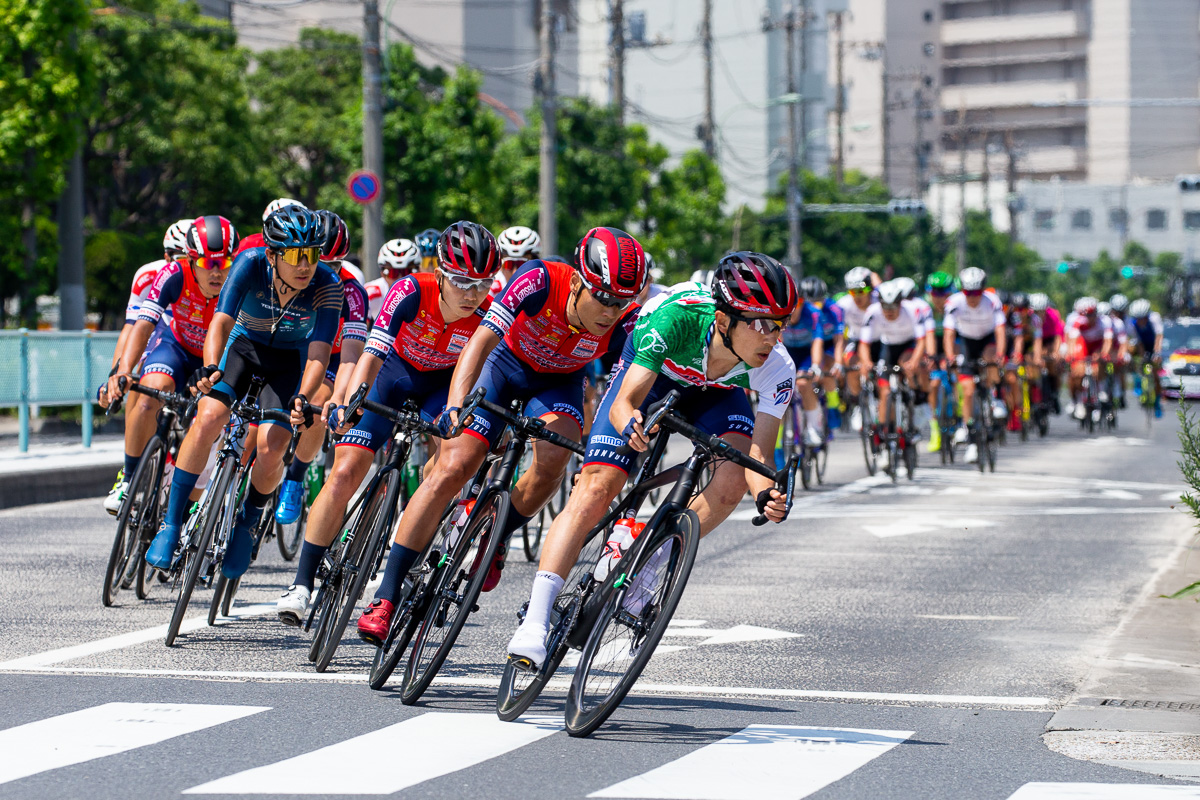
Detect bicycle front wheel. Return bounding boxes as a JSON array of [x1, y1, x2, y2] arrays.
[[564, 509, 700, 738], [166, 460, 234, 647], [103, 439, 163, 607]]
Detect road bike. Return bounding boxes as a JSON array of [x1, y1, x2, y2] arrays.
[[857, 381, 880, 476], [780, 370, 828, 489], [968, 358, 1000, 473], [875, 363, 918, 482]]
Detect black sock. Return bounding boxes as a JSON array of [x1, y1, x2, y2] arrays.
[[374, 545, 421, 603], [123, 453, 140, 480], [285, 457, 310, 484], [293, 541, 328, 590], [499, 510, 534, 548]]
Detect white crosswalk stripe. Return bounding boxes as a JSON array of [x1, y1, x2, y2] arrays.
[[1008, 784, 1200, 799], [0, 702, 269, 786], [589, 725, 912, 800], [183, 712, 562, 795]]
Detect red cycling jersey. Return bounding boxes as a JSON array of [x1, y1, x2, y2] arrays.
[[138, 260, 219, 357], [331, 265, 369, 356], [234, 232, 264, 256], [481, 260, 639, 374], [365, 272, 492, 371]]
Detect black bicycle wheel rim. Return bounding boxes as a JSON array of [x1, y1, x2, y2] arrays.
[[497, 637, 569, 722], [103, 441, 163, 607], [207, 573, 228, 626], [400, 489, 509, 705], [165, 461, 233, 647], [859, 408, 877, 476], [316, 472, 397, 673], [564, 509, 700, 738], [276, 503, 306, 561]]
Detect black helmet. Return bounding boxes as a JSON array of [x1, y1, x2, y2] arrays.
[[799, 276, 828, 303], [263, 205, 323, 249], [712, 252, 798, 317]]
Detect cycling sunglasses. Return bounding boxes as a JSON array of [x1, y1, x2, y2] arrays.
[[928, 287, 952, 297], [443, 272, 491, 292], [729, 313, 786, 335], [848, 286, 872, 296], [272, 246, 321, 266], [194, 256, 229, 271], [964, 288, 984, 297], [589, 288, 637, 310]]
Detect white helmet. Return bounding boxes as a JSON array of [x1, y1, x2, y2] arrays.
[[1029, 292, 1049, 312], [959, 267, 987, 291], [844, 266, 872, 291], [1130, 298, 1152, 318], [340, 263, 365, 285], [262, 197, 306, 223], [1109, 293, 1129, 313], [877, 280, 904, 306], [892, 276, 918, 300], [496, 226, 541, 261], [163, 219, 193, 257], [378, 238, 420, 276], [689, 269, 714, 288], [1074, 296, 1098, 314], [1097, 301, 1112, 316]]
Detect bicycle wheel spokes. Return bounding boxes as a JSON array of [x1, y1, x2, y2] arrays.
[[165, 462, 234, 647], [565, 510, 700, 738], [401, 490, 508, 705], [103, 443, 163, 607]]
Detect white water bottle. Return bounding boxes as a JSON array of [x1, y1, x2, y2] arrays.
[[593, 518, 642, 581], [446, 498, 474, 552]]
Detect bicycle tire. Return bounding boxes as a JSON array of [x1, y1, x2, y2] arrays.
[[525, 506, 548, 562], [166, 460, 234, 647], [859, 395, 877, 476], [315, 471, 398, 673], [564, 509, 701, 738], [799, 446, 812, 490], [207, 573, 229, 626], [134, 560, 154, 600], [103, 440, 163, 607], [973, 396, 987, 475], [276, 504, 306, 562], [400, 488, 509, 705], [307, 488, 375, 663]]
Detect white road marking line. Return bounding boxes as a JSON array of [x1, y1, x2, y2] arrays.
[[864, 517, 997, 538], [0, 702, 269, 786], [731, 505, 1181, 522], [183, 712, 561, 795], [916, 615, 1019, 621], [1008, 784, 1200, 799], [667, 619, 708, 627], [698, 624, 803, 646], [0, 603, 275, 670], [589, 725, 912, 800]]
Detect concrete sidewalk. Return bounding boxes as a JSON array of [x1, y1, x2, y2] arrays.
[[1046, 517, 1200, 781], [0, 438, 123, 509]]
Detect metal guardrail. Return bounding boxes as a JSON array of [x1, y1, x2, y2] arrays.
[[0, 329, 120, 452]]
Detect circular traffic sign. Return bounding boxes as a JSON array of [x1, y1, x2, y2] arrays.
[[347, 169, 381, 205]]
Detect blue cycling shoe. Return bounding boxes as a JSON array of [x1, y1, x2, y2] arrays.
[[222, 515, 257, 580], [146, 523, 181, 570], [274, 479, 305, 525]]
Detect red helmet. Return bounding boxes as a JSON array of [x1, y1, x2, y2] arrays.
[[575, 227, 647, 299], [316, 210, 350, 263], [437, 221, 500, 280], [712, 251, 798, 317], [185, 215, 239, 269]]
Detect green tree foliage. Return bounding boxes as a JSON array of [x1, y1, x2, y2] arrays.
[[642, 150, 728, 282], [938, 210, 1041, 289]]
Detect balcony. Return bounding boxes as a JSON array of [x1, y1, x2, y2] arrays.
[[941, 79, 1083, 110], [1020, 145, 1087, 176], [941, 11, 1086, 46]]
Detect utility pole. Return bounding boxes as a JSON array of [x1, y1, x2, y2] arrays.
[[798, 0, 809, 172], [881, 65, 890, 189], [913, 86, 925, 196], [1005, 129, 1019, 281], [833, 10, 845, 187], [538, 0, 558, 256], [956, 105, 969, 274], [699, 0, 715, 158], [609, 0, 624, 124], [785, 6, 803, 277], [362, 0, 384, 281], [980, 133, 991, 221], [57, 143, 85, 330]]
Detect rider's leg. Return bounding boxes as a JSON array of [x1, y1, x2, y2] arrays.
[[291, 445, 374, 585], [121, 370, 171, 480]]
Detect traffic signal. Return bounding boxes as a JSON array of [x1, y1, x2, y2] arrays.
[[1121, 265, 1135, 279], [888, 199, 927, 216], [1057, 261, 1071, 274]]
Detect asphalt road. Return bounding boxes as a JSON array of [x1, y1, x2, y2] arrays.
[[1, 407, 1197, 800]]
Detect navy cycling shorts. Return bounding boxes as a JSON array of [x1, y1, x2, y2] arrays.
[[211, 335, 305, 429], [338, 354, 452, 453], [464, 343, 585, 448], [142, 321, 202, 389], [584, 340, 754, 475]]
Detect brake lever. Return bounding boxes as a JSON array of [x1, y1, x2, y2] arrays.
[[752, 454, 798, 527], [450, 387, 486, 438]]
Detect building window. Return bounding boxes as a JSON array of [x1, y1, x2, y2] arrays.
[[1070, 209, 1092, 230], [1147, 209, 1168, 230], [923, 10, 934, 23], [1109, 208, 1128, 231], [1185, 211, 1200, 231], [1034, 210, 1055, 230]]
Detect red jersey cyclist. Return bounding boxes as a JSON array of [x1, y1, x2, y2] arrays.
[[355, 226, 646, 644]]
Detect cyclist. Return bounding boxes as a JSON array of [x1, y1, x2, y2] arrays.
[[1031, 292, 1064, 412], [506, 252, 795, 668], [1128, 298, 1164, 417], [355, 226, 646, 644], [236, 198, 306, 256], [1108, 294, 1132, 408], [414, 227, 440, 272], [275, 220, 500, 624], [782, 278, 826, 448], [809, 277, 845, 430], [1002, 292, 1042, 433], [103, 216, 238, 514], [858, 280, 926, 463], [923, 271, 956, 452], [1064, 296, 1113, 420], [836, 266, 878, 428], [145, 205, 343, 580], [893, 276, 935, 442], [943, 267, 1006, 464], [492, 225, 541, 300], [366, 238, 420, 319], [275, 211, 369, 526]]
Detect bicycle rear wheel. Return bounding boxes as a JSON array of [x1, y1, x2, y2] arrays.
[[166, 461, 234, 647], [859, 391, 877, 476], [564, 509, 700, 738], [400, 488, 508, 705], [276, 505, 306, 562], [103, 440, 163, 607]]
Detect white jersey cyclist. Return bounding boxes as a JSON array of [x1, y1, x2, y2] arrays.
[[125, 260, 169, 324], [944, 290, 1005, 340], [904, 296, 935, 336], [860, 301, 925, 345], [1065, 311, 1113, 345], [836, 293, 873, 340]]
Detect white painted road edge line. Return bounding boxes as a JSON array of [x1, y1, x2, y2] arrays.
[[730, 505, 1183, 521], [0, 665, 1056, 708]]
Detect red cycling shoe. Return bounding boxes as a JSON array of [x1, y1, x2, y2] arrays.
[[482, 546, 506, 592], [356, 599, 394, 646]]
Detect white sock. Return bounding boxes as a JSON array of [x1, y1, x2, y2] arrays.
[[803, 407, 821, 430], [524, 571, 565, 630]]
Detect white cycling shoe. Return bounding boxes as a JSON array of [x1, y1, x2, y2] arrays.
[[507, 621, 549, 669], [965, 443, 979, 463], [104, 479, 129, 516], [276, 585, 311, 627], [804, 427, 824, 447], [952, 426, 969, 445]]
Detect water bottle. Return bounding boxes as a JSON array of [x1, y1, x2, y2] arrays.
[[446, 498, 475, 553], [592, 518, 644, 582]]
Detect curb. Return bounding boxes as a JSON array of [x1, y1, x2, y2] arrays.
[[1047, 701, 1200, 736], [0, 463, 119, 510]]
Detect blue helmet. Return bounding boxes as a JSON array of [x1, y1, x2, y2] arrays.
[[263, 205, 323, 249], [415, 228, 440, 258]]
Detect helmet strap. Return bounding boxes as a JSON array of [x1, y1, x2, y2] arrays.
[[717, 312, 751, 365]]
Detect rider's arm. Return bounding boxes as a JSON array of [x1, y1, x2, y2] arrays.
[[446, 328, 501, 413], [832, 333, 844, 368], [992, 302, 1006, 358], [329, 338, 364, 408], [747, 412, 786, 523], [610, 363, 659, 451]]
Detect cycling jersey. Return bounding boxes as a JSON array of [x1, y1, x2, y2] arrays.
[[782, 301, 823, 368], [141, 320, 202, 386], [1109, 315, 1128, 346], [1065, 311, 1113, 359], [630, 284, 794, 414], [126, 260, 167, 325], [138, 260, 220, 357], [234, 232, 264, 257], [217, 247, 342, 351], [859, 303, 924, 345], [1130, 313, 1164, 353], [365, 272, 491, 371], [364, 276, 389, 320], [835, 294, 874, 341], [487, 271, 510, 302], [1006, 310, 1041, 356], [1040, 307, 1065, 343], [332, 266, 369, 356], [818, 302, 844, 356], [481, 260, 638, 374], [904, 297, 935, 336], [944, 292, 1005, 340]]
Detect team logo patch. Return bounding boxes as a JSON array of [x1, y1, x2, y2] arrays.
[[448, 332, 470, 353], [640, 329, 668, 354], [774, 379, 793, 406], [570, 338, 597, 358]]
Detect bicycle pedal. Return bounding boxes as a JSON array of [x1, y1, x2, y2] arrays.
[[471, 603, 480, 613]]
